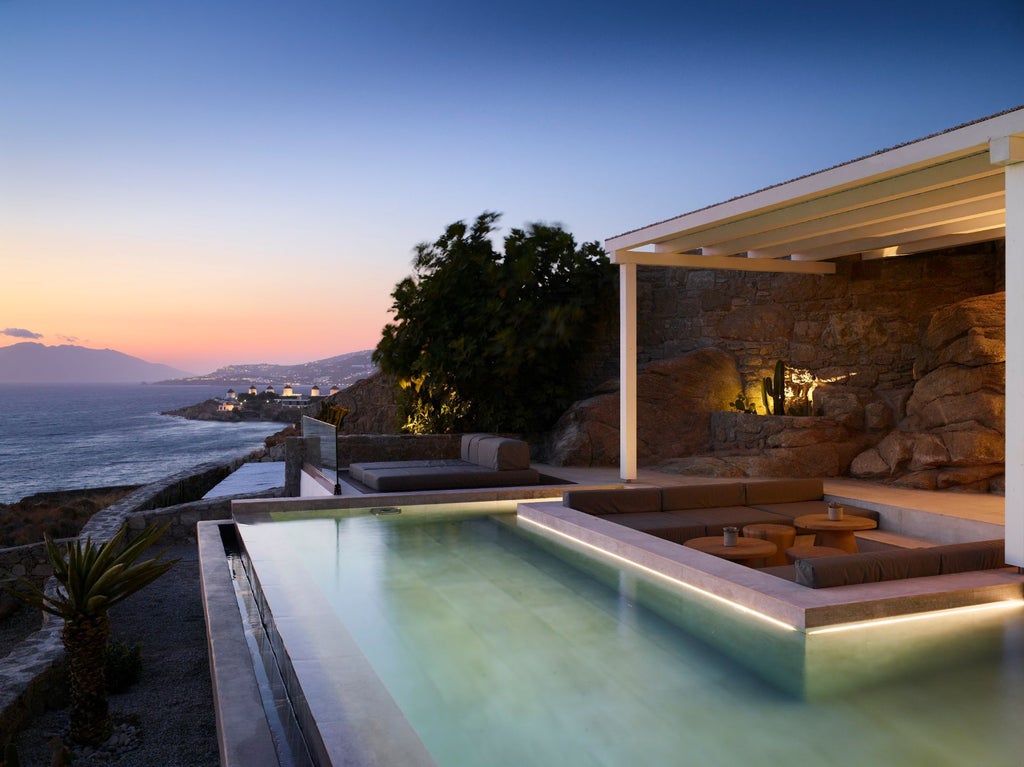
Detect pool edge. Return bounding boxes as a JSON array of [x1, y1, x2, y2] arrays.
[[198, 520, 280, 767]]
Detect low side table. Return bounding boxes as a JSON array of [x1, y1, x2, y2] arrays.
[[742, 523, 796, 566], [684, 536, 777, 566], [794, 514, 877, 553]]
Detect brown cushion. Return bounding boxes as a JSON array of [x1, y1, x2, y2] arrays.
[[760, 565, 797, 581], [600, 513, 706, 544], [660, 483, 745, 510], [937, 540, 1005, 573], [743, 478, 824, 505], [473, 437, 531, 470], [562, 488, 662, 515], [796, 548, 942, 588], [665, 506, 792, 536]]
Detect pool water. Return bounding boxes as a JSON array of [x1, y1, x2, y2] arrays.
[[236, 506, 1024, 767]]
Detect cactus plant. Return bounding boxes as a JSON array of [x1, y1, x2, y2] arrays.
[[761, 360, 786, 415]]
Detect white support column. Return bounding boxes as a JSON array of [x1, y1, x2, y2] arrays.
[[994, 136, 1024, 566], [619, 262, 638, 481]]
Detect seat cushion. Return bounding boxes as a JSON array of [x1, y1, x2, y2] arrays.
[[562, 488, 662, 516], [600, 513, 706, 544], [665, 506, 792, 536]]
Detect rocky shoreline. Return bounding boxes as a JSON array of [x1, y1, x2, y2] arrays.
[[161, 398, 298, 424]]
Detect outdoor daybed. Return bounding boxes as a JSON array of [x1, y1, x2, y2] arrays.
[[348, 434, 540, 492]]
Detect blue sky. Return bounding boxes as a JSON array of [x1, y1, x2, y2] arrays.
[[1, 0, 1022, 372]]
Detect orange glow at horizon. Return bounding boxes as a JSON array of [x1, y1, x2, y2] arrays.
[[1, 230, 399, 374]]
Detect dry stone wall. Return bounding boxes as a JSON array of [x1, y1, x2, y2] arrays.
[[634, 243, 1003, 402], [850, 292, 1005, 491], [545, 242, 1006, 492]]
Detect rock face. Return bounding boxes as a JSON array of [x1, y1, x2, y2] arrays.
[[546, 292, 1005, 492], [849, 292, 1004, 491], [545, 348, 741, 466], [323, 371, 401, 435]]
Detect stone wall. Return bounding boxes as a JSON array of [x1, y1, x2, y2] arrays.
[[0, 459, 283, 744], [633, 242, 1004, 402], [546, 242, 1006, 490], [849, 292, 1005, 491]]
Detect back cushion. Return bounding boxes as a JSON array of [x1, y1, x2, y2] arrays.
[[474, 437, 531, 470], [796, 548, 941, 588], [562, 488, 662, 515], [937, 540, 1005, 573], [743, 478, 823, 505], [461, 433, 491, 462], [661, 483, 744, 510]]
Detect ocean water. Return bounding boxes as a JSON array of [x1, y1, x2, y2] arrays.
[[0, 383, 288, 504]]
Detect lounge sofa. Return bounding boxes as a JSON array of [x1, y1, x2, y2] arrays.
[[348, 434, 540, 492], [562, 479, 878, 545], [764, 539, 1006, 588]]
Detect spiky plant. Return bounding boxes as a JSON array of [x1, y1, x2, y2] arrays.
[[5, 523, 177, 746]]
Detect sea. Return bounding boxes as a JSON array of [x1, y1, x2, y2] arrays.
[[0, 383, 289, 504]]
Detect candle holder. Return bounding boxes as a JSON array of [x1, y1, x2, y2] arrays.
[[723, 526, 739, 547], [827, 501, 844, 521]]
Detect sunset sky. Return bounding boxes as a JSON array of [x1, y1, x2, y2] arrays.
[[2, 1, 1023, 374]]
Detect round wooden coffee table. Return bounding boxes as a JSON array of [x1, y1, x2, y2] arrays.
[[684, 536, 777, 565], [794, 514, 876, 553]]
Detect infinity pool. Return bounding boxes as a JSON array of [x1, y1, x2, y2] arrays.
[[233, 504, 1024, 766]]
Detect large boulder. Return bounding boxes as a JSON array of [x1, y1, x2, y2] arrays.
[[545, 348, 741, 466], [317, 372, 401, 435], [850, 292, 1005, 491]]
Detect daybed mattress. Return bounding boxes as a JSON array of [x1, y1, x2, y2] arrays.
[[349, 460, 541, 492]]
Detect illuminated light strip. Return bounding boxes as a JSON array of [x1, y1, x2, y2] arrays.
[[806, 599, 1024, 635], [517, 515, 799, 632]]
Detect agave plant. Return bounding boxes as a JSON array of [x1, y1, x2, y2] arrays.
[[6, 523, 177, 746]]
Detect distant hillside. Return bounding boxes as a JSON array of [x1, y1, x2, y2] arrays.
[[157, 349, 376, 388], [0, 343, 193, 384]]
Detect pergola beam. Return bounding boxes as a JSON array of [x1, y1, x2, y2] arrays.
[[613, 250, 837, 274]]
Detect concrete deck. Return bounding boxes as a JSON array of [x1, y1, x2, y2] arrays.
[[203, 462, 286, 499]]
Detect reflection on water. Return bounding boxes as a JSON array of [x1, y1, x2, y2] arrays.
[[239, 507, 1024, 767]]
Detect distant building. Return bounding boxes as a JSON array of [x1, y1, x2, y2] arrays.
[[248, 384, 258, 396], [227, 388, 237, 400], [282, 383, 295, 397], [329, 385, 341, 396], [310, 385, 321, 397], [218, 401, 239, 412]]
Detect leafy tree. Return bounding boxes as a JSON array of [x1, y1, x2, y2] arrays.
[[374, 211, 615, 433]]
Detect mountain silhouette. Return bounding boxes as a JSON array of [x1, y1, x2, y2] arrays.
[[0, 343, 194, 383]]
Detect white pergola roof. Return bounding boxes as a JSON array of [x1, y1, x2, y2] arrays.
[[607, 106, 1024, 273], [607, 106, 1024, 567]]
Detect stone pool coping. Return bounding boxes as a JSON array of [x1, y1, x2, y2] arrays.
[[516, 500, 1024, 630]]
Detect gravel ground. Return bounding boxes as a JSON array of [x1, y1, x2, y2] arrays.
[[9, 543, 220, 766]]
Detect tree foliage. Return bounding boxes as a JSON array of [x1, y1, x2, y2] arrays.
[[374, 212, 615, 434]]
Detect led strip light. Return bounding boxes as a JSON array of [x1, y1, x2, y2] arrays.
[[519, 514, 1024, 636]]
